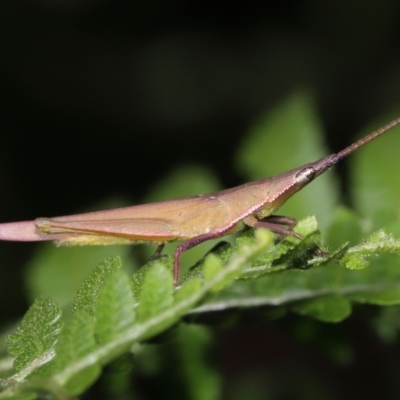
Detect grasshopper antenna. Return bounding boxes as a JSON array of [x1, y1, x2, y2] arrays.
[[336, 117, 400, 161]]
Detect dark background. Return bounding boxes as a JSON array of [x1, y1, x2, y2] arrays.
[[2, 1, 400, 221], [1, 1, 400, 398]]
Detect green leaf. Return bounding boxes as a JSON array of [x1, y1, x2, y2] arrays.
[[236, 90, 339, 230], [340, 230, 400, 270], [203, 254, 223, 284], [73, 256, 122, 317], [136, 262, 174, 322], [325, 207, 363, 248], [95, 270, 136, 346], [350, 113, 400, 220], [131, 256, 172, 300], [241, 217, 325, 280], [181, 242, 233, 284], [293, 295, 352, 322], [51, 312, 100, 396], [0, 214, 286, 398], [7, 297, 62, 376], [174, 278, 203, 304], [352, 288, 400, 306], [190, 248, 400, 322], [175, 324, 220, 400]]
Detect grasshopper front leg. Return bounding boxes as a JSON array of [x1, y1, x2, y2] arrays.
[[244, 214, 302, 241]]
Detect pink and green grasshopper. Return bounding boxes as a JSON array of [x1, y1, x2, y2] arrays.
[[1, 118, 399, 284]]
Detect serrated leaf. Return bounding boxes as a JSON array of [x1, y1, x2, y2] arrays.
[[73, 256, 122, 317], [203, 254, 223, 283], [7, 297, 62, 375], [174, 278, 203, 304], [181, 242, 232, 284], [51, 312, 100, 396], [205, 254, 232, 293], [136, 262, 174, 322], [0, 221, 275, 398], [209, 229, 274, 291], [95, 270, 136, 345], [242, 218, 325, 280], [341, 230, 400, 270], [190, 251, 400, 320], [131, 256, 172, 300]]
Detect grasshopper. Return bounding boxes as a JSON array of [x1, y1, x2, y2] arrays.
[[1, 118, 399, 284]]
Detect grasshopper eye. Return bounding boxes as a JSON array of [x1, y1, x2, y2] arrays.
[[294, 167, 316, 184]]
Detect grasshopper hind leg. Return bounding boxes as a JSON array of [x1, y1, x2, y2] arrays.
[[173, 225, 237, 285]]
